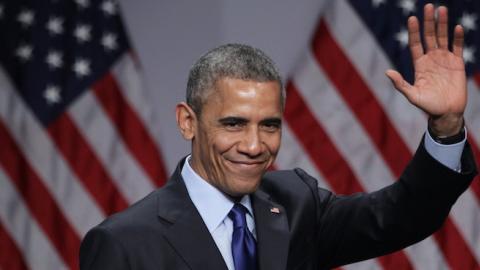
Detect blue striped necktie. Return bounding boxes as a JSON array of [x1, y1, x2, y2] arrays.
[[228, 203, 258, 270]]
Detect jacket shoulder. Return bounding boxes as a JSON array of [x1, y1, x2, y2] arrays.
[[93, 188, 161, 234], [262, 168, 332, 200], [260, 168, 334, 219]]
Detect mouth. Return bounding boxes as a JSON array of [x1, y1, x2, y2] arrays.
[[225, 159, 267, 171]]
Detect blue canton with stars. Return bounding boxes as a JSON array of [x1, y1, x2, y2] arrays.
[[0, 0, 129, 126], [348, 0, 480, 84]]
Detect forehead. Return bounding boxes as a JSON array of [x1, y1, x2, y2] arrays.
[[204, 78, 282, 117]]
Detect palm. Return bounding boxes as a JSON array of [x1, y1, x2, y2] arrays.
[[386, 4, 467, 124], [410, 49, 466, 116]]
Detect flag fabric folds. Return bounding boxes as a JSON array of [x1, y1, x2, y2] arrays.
[[276, 0, 480, 269], [0, 0, 167, 269]]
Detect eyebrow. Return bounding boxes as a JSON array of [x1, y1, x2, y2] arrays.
[[218, 117, 282, 126], [218, 116, 249, 125], [259, 118, 282, 126]]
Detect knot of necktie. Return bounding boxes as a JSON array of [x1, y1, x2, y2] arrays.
[[228, 203, 249, 229]]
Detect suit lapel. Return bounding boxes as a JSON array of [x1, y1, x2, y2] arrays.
[[156, 160, 227, 270], [252, 189, 290, 270]]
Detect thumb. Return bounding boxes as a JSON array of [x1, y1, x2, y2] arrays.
[[385, 69, 415, 101]]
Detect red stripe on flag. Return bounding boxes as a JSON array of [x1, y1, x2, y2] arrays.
[[92, 73, 167, 187], [312, 19, 480, 270], [285, 82, 364, 194], [312, 21, 411, 177], [471, 73, 480, 202], [434, 219, 480, 270], [475, 72, 480, 89], [0, 221, 28, 270], [0, 120, 79, 270], [285, 82, 413, 270], [468, 137, 480, 203], [47, 113, 129, 214], [471, 73, 480, 204]]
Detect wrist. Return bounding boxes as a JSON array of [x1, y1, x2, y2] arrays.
[[428, 116, 465, 145], [428, 114, 464, 137]]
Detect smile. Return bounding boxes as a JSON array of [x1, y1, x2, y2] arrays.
[[225, 159, 266, 170]]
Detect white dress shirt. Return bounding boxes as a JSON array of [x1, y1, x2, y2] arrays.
[[182, 156, 256, 270], [181, 130, 466, 269]]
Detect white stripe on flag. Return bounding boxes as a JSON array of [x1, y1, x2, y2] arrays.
[[0, 167, 67, 270], [403, 243, 449, 270], [466, 79, 480, 143], [111, 54, 167, 159], [277, 123, 330, 189], [343, 259, 382, 270], [294, 50, 394, 191], [325, 0, 426, 153], [69, 90, 155, 204], [450, 189, 480, 263], [0, 67, 104, 237]]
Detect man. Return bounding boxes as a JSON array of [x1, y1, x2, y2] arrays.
[[80, 4, 477, 270]]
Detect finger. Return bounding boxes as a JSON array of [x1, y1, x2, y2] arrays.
[[385, 69, 415, 102], [436, 6, 448, 50], [408, 16, 424, 60], [453, 24, 464, 58], [423, 3, 437, 51]]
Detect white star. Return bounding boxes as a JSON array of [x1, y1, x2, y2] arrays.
[[73, 58, 91, 77], [74, 24, 92, 43], [46, 51, 63, 69], [463, 46, 475, 64], [459, 13, 477, 32], [0, 5, 4, 19], [74, 0, 90, 8], [395, 28, 409, 48], [101, 0, 117, 16], [46, 16, 64, 35], [17, 9, 35, 27], [372, 0, 385, 8], [101, 33, 118, 51], [44, 85, 62, 105], [398, 0, 416, 15], [16, 44, 33, 61]]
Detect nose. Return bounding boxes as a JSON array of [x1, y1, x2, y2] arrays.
[[238, 127, 263, 158]]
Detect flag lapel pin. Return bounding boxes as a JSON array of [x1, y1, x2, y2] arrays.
[[270, 207, 280, 214]]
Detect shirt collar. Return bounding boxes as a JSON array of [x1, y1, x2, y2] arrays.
[[181, 155, 254, 233]]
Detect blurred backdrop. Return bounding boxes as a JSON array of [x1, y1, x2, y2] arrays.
[[0, 0, 479, 269], [119, 0, 327, 170]]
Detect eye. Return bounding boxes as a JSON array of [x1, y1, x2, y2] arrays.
[[222, 120, 245, 130], [261, 122, 281, 132]]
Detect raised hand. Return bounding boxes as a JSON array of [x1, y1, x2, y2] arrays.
[[386, 4, 466, 137]]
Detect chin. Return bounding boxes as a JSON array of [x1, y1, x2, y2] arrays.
[[228, 179, 261, 196]]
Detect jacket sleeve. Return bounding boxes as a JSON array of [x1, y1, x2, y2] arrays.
[[306, 140, 477, 269], [79, 226, 131, 270]]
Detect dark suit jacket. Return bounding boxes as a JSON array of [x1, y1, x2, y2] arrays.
[[80, 142, 477, 270]]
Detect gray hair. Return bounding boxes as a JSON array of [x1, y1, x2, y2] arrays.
[[186, 43, 285, 115]]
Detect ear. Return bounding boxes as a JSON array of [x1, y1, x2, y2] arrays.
[[176, 102, 197, 140]]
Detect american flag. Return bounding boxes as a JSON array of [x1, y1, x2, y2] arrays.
[[276, 0, 480, 269], [0, 0, 167, 269], [1, 0, 480, 270]]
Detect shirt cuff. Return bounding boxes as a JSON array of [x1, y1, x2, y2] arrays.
[[424, 128, 467, 172]]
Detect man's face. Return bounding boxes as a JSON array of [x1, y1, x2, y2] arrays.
[[189, 78, 282, 197]]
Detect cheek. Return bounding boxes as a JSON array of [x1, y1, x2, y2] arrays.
[[204, 133, 236, 169], [210, 133, 239, 154], [264, 133, 282, 155]]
